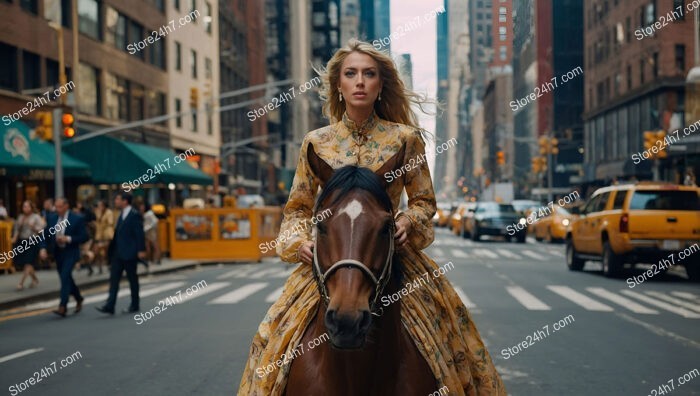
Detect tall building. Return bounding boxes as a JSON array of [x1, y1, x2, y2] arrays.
[[434, 2, 450, 198], [358, 0, 391, 47], [512, 0, 584, 197], [167, 0, 220, 184], [398, 54, 414, 90], [583, 0, 696, 185]]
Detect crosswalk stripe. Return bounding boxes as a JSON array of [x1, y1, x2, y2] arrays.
[[644, 291, 700, 313], [0, 348, 44, 364], [249, 267, 285, 279], [216, 266, 257, 279], [586, 287, 658, 314], [451, 249, 469, 258], [207, 283, 268, 304], [139, 282, 187, 298], [157, 282, 230, 305], [621, 290, 700, 318], [506, 286, 551, 310], [265, 286, 285, 303], [271, 266, 297, 278], [547, 250, 564, 257], [496, 249, 521, 260], [671, 291, 700, 302], [473, 249, 498, 259], [453, 286, 477, 309], [547, 286, 614, 311], [521, 250, 546, 260], [432, 248, 446, 257]]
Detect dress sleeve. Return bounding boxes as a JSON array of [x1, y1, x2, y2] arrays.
[[276, 136, 320, 263], [401, 130, 437, 250]]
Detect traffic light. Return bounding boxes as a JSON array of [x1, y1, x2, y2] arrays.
[[550, 137, 559, 155], [61, 111, 75, 138], [539, 136, 548, 155], [34, 111, 53, 141], [655, 131, 667, 159], [531, 156, 547, 173], [496, 151, 505, 165], [539, 136, 559, 155], [190, 87, 199, 108]]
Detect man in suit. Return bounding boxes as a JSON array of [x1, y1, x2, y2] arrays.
[[39, 197, 88, 317], [97, 192, 146, 315]]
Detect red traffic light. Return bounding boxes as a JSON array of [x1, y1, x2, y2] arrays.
[[63, 127, 75, 138]]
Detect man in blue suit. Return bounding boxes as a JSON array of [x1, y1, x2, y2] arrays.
[[97, 192, 146, 315], [39, 197, 88, 317]]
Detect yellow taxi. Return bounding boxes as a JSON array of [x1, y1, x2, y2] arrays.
[[432, 202, 453, 228], [450, 202, 476, 236], [533, 206, 576, 243], [566, 182, 700, 279]]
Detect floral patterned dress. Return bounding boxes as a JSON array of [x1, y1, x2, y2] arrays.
[[237, 112, 507, 395]]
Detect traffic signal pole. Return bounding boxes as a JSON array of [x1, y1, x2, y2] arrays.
[[53, 107, 64, 197]]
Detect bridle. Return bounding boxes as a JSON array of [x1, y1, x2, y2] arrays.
[[311, 211, 395, 317]]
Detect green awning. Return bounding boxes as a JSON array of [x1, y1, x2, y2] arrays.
[[0, 121, 91, 177], [63, 135, 212, 185]]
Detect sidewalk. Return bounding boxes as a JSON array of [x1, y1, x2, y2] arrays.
[[0, 258, 212, 311]]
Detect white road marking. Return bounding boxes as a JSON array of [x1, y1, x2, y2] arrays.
[[521, 250, 546, 261], [265, 286, 285, 303], [0, 348, 44, 364], [586, 287, 658, 314], [547, 249, 565, 257], [453, 286, 477, 309], [671, 291, 700, 302], [249, 267, 286, 279], [496, 249, 521, 260], [157, 282, 230, 305], [644, 291, 700, 313], [547, 286, 614, 311], [506, 286, 551, 310], [451, 249, 469, 258], [217, 266, 258, 279], [207, 283, 268, 304], [138, 282, 187, 298], [432, 248, 446, 257], [472, 249, 498, 259], [621, 290, 700, 318]]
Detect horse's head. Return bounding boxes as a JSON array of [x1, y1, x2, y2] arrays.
[[307, 143, 406, 349]]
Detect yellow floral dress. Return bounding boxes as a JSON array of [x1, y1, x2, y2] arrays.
[[238, 112, 507, 396]]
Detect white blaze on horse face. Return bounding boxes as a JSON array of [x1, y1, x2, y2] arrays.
[[338, 199, 364, 248]]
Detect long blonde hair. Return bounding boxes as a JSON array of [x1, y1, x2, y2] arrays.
[[316, 39, 432, 130]]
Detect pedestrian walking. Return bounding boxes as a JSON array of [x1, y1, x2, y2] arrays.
[[38, 197, 88, 317], [139, 202, 161, 265], [92, 200, 114, 275], [74, 202, 97, 275], [41, 198, 55, 220], [97, 192, 146, 315], [12, 200, 44, 290], [0, 199, 8, 219]]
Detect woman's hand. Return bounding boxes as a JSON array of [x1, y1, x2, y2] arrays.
[[297, 241, 315, 265], [394, 215, 413, 248]]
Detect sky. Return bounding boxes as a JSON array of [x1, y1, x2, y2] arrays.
[[390, 0, 443, 161]]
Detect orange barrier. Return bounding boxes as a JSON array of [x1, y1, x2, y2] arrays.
[[157, 219, 170, 256], [0, 221, 15, 274], [168, 207, 282, 262]]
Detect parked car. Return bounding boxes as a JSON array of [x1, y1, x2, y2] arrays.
[[533, 206, 576, 243], [467, 202, 527, 243], [450, 202, 476, 236], [566, 182, 700, 279]]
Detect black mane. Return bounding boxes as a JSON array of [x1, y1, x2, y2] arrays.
[[314, 165, 393, 214]]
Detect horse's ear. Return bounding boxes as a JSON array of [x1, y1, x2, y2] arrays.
[[307, 143, 334, 187], [374, 143, 406, 187]]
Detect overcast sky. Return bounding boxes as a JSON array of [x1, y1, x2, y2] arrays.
[[390, 0, 442, 164]]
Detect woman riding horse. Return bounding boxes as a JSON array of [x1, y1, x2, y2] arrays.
[[238, 39, 506, 395]]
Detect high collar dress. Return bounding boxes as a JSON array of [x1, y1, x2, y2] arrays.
[[237, 112, 507, 395]]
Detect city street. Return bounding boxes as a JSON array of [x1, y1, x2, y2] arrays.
[[1, 228, 698, 395]]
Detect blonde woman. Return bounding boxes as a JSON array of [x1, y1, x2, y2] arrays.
[[92, 200, 114, 275], [12, 200, 44, 290], [238, 39, 506, 395]]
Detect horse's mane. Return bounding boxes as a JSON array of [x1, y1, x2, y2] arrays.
[[313, 165, 402, 284]]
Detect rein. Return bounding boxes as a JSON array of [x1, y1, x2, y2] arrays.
[[311, 212, 395, 317]]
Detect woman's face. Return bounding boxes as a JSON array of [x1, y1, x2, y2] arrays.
[[22, 201, 31, 214], [339, 52, 382, 113]]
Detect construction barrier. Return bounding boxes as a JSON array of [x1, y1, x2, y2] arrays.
[[168, 207, 282, 262], [157, 219, 170, 257], [0, 221, 15, 274]]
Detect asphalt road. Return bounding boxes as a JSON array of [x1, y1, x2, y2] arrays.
[[1, 228, 698, 395]]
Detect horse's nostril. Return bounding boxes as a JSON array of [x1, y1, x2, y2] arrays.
[[358, 310, 371, 333], [325, 309, 338, 332]]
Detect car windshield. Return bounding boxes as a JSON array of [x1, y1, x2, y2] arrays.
[[557, 207, 571, 215], [629, 190, 699, 210], [477, 203, 517, 213]]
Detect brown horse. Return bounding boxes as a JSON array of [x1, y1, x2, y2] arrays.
[[285, 144, 437, 396]]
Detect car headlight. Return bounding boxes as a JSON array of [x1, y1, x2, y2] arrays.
[[452, 214, 460, 220], [562, 218, 570, 226], [519, 217, 526, 225]]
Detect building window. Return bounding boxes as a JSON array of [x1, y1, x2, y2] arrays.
[[675, 44, 685, 72], [673, 0, 684, 20], [149, 39, 165, 69], [174, 0, 180, 10], [205, 2, 212, 34], [191, 110, 198, 132], [190, 49, 197, 78], [46, 59, 59, 88], [22, 51, 41, 90], [128, 20, 145, 59], [645, 2, 655, 25], [146, 90, 166, 125], [627, 64, 632, 90], [206, 107, 213, 135], [175, 41, 182, 71], [78, 63, 100, 115], [190, 0, 196, 16], [205, 57, 212, 79], [105, 73, 128, 121], [499, 46, 507, 60], [640, 59, 645, 84], [105, 7, 127, 51], [625, 17, 631, 43], [175, 98, 182, 127], [130, 83, 145, 121], [20, 0, 38, 14], [78, 0, 101, 40], [652, 52, 658, 78]]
